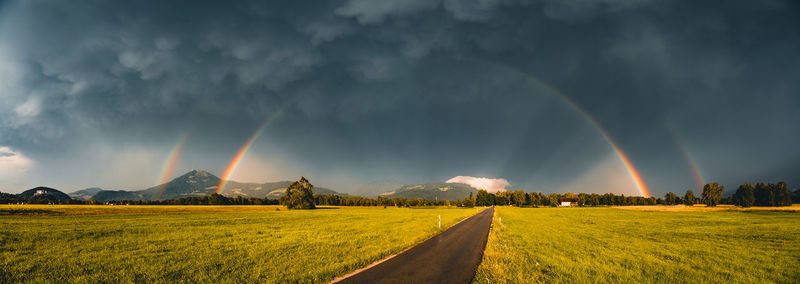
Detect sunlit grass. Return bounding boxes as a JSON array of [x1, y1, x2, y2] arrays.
[[0, 205, 475, 283], [474, 206, 800, 283]]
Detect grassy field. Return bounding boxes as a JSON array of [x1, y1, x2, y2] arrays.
[[474, 206, 800, 283], [0, 205, 475, 283]]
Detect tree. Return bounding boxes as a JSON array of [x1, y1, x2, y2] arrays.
[[476, 190, 490, 206], [208, 193, 230, 205], [664, 192, 678, 205], [487, 192, 497, 206], [775, 181, 792, 207], [547, 193, 560, 207], [511, 190, 526, 207], [462, 192, 475, 207], [793, 188, 800, 203], [701, 182, 724, 207], [733, 183, 755, 208], [754, 182, 774, 206], [279, 177, 316, 209], [495, 191, 510, 205], [527, 192, 541, 207], [683, 190, 696, 206]]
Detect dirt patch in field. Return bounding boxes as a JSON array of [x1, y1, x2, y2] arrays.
[[0, 205, 287, 215], [0, 209, 65, 216]]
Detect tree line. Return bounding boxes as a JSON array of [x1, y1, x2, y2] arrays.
[[462, 181, 794, 208], [315, 194, 449, 207], [648, 181, 794, 208], [731, 182, 793, 207], [2, 180, 796, 208], [465, 190, 660, 207]]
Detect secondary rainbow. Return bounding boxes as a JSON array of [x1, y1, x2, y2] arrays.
[[155, 133, 189, 200], [215, 122, 269, 194], [665, 120, 705, 190], [485, 62, 653, 198]]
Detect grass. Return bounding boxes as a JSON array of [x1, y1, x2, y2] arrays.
[[0, 205, 475, 283], [474, 206, 800, 283], [615, 204, 800, 212]]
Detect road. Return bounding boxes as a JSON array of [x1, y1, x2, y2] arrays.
[[334, 207, 495, 284]]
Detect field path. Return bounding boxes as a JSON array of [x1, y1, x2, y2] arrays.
[[333, 207, 494, 284]]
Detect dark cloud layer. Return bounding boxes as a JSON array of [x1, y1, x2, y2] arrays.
[[0, 0, 798, 194]]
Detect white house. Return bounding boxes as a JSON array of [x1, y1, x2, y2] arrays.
[[559, 197, 578, 207]]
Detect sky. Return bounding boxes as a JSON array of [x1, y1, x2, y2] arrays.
[[0, 0, 798, 196]]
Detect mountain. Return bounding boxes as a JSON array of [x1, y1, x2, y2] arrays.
[[92, 190, 145, 201], [92, 170, 220, 201], [17, 187, 72, 202], [141, 169, 221, 200], [69, 187, 104, 200], [90, 170, 345, 201], [222, 180, 343, 198], [222, 181, 292, 198], [381, 182, 478, 201], [350, 181, 405, 198]]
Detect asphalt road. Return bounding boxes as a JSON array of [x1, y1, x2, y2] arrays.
[[335, 207, 495, 284]]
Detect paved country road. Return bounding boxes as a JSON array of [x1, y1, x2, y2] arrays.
[[334, 207, 495, 284]]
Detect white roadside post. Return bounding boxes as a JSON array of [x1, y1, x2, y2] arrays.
[[438, 215, 441, 229]]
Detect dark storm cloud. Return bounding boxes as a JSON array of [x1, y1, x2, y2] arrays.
[[0, 0, 798, 193]]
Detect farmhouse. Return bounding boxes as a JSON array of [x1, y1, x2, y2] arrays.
[[559, 197, 578, 207]]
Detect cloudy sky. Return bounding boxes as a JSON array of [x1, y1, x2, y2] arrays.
[[0, 0, 798, 196]]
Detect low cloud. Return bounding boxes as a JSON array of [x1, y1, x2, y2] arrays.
[[0, 146, 33, 183], [446, 176, 509, 193]]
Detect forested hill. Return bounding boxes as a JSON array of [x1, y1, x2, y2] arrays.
[[381, 183, 478, 201]]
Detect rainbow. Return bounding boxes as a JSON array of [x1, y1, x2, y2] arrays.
[[216, 122, 269, 194], [665, 120, 705, 190], [154, 133, 189, 200], [483, 62, 653, 197], [547, 89, 653, 198]]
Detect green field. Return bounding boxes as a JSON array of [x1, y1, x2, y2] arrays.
[[474, 206, 800, 283], [0, 205, 475, 283]]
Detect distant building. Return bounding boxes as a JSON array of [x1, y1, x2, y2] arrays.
[[559, 197, 578, 207]]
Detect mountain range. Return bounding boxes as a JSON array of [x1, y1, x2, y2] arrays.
[[379, 182, 478, 201], [2, 170, 482, 202], [88, 170, 343, 201], [350, 181, 406, 198], [68, 187, 103, 200]]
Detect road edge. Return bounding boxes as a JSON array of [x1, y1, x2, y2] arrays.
[[469, 206, 497, 283], [329, 207, 491, 284]]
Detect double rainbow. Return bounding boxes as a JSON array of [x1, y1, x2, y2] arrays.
[[499, 68, 654, 198], [544, 85, 653, 198]]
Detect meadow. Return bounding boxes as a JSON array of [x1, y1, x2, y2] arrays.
[[474, 206, 800, 283], [0, 205, 475, 283]]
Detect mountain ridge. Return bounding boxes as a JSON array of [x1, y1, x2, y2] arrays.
[[90, 170, 345, 201], [381, 182, 478, 201], [350, 181, 406, 198], [68, 187, 104, 200]]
